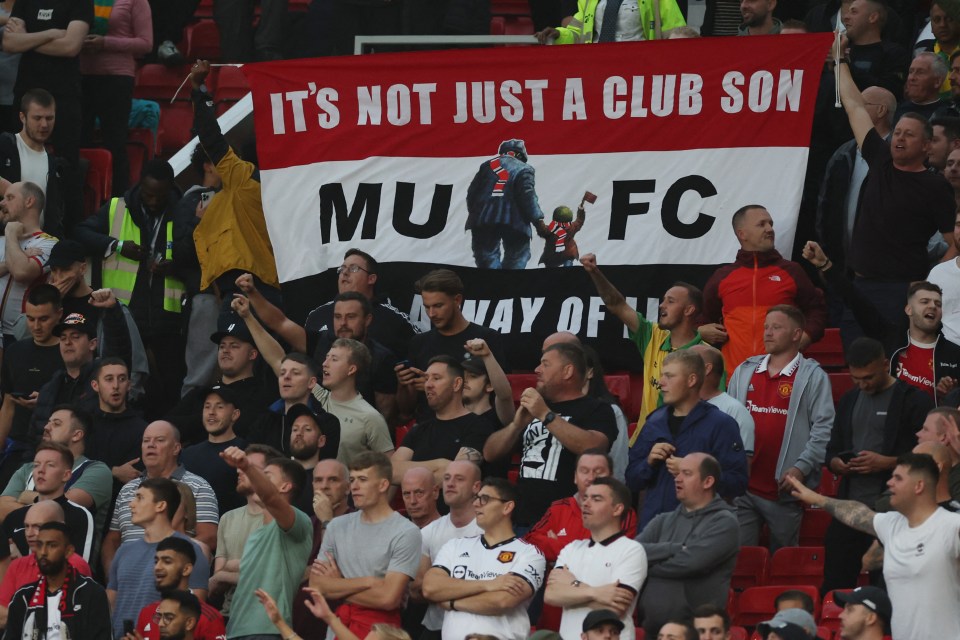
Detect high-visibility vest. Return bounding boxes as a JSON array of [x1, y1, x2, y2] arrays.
[[102, 197, 185, 313]]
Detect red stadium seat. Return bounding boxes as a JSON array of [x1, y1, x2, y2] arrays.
[[490, 16, 506, 35], [828, 372, 856, 406], [507, 373, 538, 404], [214, 65, 250, 102], [194, 0, 214, 18], [819, 590, 849, 632], [818, 467, 841, 497], [128, 127, 157, 158], [603, 373, 631, 412], [803, 328, 845, 370], [185, 20, 222, 61], [134, 64, 192, 102], [79, 148, 112, 215], [733, 586, 820, 627], [157, 103, 196, 155], [730, 627, 748, 640], [800, 507, 833, 547], [732, 546, 769, 591], [491, 0, 530, 17], [394, 422, 412, 447], [769, 547, 825, 588], [126, 142, 146, 189], [537, 598, 561, 631], [504, 15, 535, 34]]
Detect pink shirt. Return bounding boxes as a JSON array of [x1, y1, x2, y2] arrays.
[[79, 0, 153, 78]]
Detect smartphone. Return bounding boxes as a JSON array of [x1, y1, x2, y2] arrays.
[[838, 450, 857, 464], [8, 391, 30, 399], [200, 191, 212, 209], [396, 359, 412, 369], [123, 619, 135, 636]]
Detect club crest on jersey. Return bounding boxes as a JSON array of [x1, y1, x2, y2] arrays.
[[497, 551, 515, 563], [777, 382, 792, 398]]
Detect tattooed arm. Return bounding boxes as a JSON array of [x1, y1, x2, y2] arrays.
[[784, 475, 877, 535]]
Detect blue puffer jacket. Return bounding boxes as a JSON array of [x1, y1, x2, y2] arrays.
[[627, 400, 749, 529]]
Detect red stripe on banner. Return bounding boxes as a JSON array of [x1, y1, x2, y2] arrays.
[[242, 34, 833, 170]]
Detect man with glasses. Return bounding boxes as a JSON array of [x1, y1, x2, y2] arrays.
[[423, 477, 546, 640], [236, 248, 419, 360]]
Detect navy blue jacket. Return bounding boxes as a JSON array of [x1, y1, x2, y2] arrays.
[[465, 152, 543, 236], [627, 400, 749, 529]]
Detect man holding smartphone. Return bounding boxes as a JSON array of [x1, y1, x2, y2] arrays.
[[821, 336, 934, 594]]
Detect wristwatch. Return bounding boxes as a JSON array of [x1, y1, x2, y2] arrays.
[[572, 580, 581, 587], [542, 411, 556, 426]]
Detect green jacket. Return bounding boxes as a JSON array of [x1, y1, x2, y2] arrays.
[[554, 0, 685, 43]]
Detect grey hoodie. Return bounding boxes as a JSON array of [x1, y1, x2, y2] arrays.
[[637, 495, 739, 634]]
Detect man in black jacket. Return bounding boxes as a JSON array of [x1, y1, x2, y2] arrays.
[[4, 522, 111, 640], [821, 336, 933, 594]]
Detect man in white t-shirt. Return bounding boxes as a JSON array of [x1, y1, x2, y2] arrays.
[[414, 460, 483, 640], [788, 452, 960, 640], [424, 477, 546, 640], [0, 181, 56, 347], [314, 337, 394, 466], [544, 476, 647, 640], [929, 210, 960, 344]]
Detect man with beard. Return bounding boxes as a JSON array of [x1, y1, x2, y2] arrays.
[[391, 356, 489, 485], [737, 0, 781, 35], [181, 387, 248, 515], [285, 404, 333, 513], [129, 590, 203, 640], [134, 537, 226, 640], [485, 342, 618, 528], [4, 522, 111, 640], [208, 444, 279, 620], [581, 253, 705, 428]]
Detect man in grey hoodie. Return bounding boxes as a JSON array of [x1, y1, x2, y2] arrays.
[[637, 453, 739, 638]]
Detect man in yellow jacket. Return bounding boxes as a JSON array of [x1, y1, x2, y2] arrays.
[[536, 0, 685, 43]]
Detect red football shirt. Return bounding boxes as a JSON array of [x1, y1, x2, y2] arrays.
[[745, 355, 798, 500], [137, 599, 226, 640], [895, 340, 936, 399]]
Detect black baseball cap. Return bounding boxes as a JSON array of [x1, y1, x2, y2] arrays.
[[203, 385, 241, 407], [834, 587, 892, 629], [461, 357, 489, 377], [210, 314, 255, 346], [47, 240, 86, 269], [285, 403, 324, 431], [53, 312, 98, 338], [582, 610, 624, 633]]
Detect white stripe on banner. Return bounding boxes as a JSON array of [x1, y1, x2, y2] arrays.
[[261, 146, 807, 283]]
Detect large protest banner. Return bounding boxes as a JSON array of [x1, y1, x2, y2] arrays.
[[243, 34, 832, 370]]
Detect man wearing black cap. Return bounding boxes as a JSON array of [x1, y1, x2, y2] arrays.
[[581, 610, 624, 640], [756, 608, 817, 640], [181, 386, 248, 515], [284, 403, 333, 513], [834, 586, 891, 640], [166, 317, 277, 445], [30, 291, 131, 445]]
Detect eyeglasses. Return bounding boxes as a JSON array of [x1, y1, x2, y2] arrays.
[[336, 264, 370, 275], [472, 493, 506, 505], [153, 612, 178, 625]]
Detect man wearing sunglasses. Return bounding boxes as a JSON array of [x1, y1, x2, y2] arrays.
[[423, 477, 546, 640]]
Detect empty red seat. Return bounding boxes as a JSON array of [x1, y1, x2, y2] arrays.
[[800, 507, 833, 547], [603, 373, 631, 412], [157, 103, 196, 155], [185, 20, 222, 61], [79, 148, 112, 214], [732, 546, 769, 591], [733, 585, 820, 627], [803, 328, 845, 369], [828, 372, 856, 405], [769, 547, 825, 588], [507, 373, 538, 404], [729, 627, 748, 640], [504, 15, 535, 34], [818, 467, 841, 497], [819, 590, 848, 632], [135, 64, 193, 102], [214, 65, 249, 102]]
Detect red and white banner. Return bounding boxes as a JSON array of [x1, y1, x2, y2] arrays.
[[243, 34, 831, 283]]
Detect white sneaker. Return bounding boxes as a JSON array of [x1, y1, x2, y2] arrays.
[[158, 40, 184, 64]]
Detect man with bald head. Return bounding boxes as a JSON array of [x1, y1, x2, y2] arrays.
[[402, 467, 440, 529], [689, 344, 755, 457], [638, 453, 738, 637], [101, 420, 219, 575], [414, 460, 483, 640], [817, 85, 897, 276], [0, 501, 91, 628]]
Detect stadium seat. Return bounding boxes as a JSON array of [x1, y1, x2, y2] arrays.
[[504, 16, 535, 34], [803, 328, 845, 370], [394, 422, 412, 447], [604, 373, 631, 410], [818, 467, 841, 497], [507, 373, 538, 404], [213, 65, 250, 115], [126, 142, 146, 189], [769, 547, 825, 588], [799, 507, 832, 547], [194, 0, 214, 18], [730, 627, 748, 640], [185, 20, 222, 61], [819, 590, 848, 632], [537, 598, 561, 631], [128, 127, 157, 159], [134, 64, 193, 103], [828, 372, 856, 406], [491, 0, 530, 17], [733, 585, 820, 627], [490, 16, 506, 35], [157, 103, 196, 156], [732, 546, 769, 591], [79, 148, 112, 213]]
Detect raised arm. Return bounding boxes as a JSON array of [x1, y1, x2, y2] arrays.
[[221, 446, 295, 530], [580, 253, 641, 333], [464, 338, 515, 425], [836, 38, 875, 148], [235, 274, 308, 352], [231, 294, 285, 376], [785, 474, 876, 536]]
